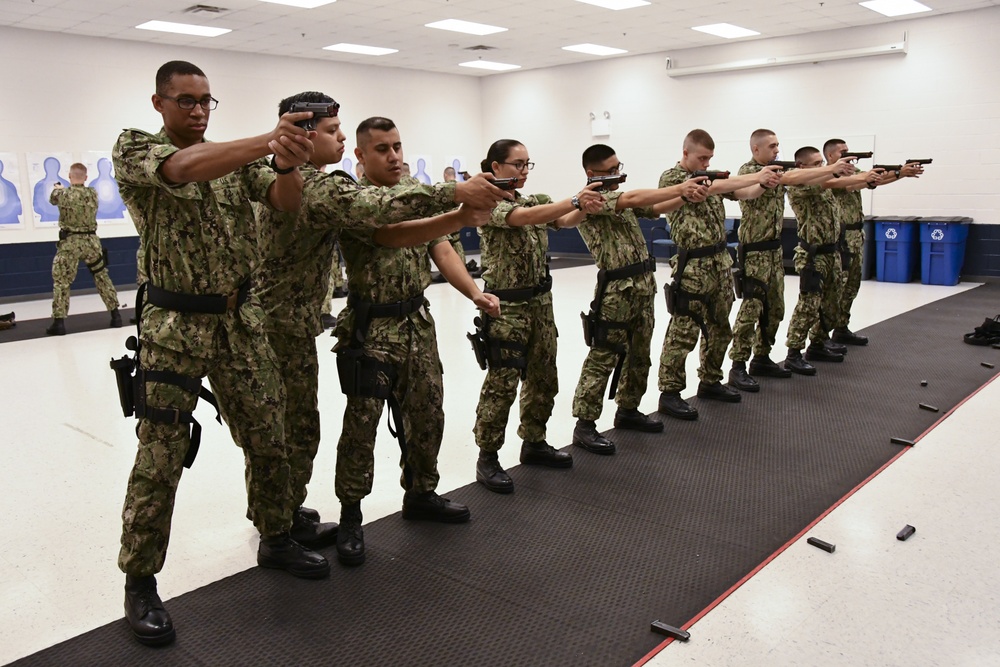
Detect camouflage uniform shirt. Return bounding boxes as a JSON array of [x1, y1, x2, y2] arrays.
[[736, 159, 785, 244], [659, 163, 733, 271], [479, 193, 554, 291], [787, 184, 840, 246], [50, 185, 98, 232], [577, 191, 656, 296]]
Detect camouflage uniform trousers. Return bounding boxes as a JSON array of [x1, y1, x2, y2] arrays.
[[474, 293, 558, 452], [119, 310, 290, 577], [658, 261, 734, 392], [786, 251, 842, 351], [269, 331, 321, 511], [730, 247, 785, 363], [835, 228, 864, 329], [572, 287, 654, 421], [321, 246, 346, 316], [51, 234, 119, 318], [335, 311, 444, 505]]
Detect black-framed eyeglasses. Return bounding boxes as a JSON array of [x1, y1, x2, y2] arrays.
[[592, 162, 623, 175], [500, 161, 535, 171], [160, 95, 219, 110]]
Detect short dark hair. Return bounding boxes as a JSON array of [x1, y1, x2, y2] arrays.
[[750, 128, 776, 143], [823, 138, 846, 157], [356, 116, 397, 147], [684, 129, 715, 151], [582, 144, 616, 169], [481, 139, 523, 174], [155, 61, 206, 95], [795, 146, 820, 164], [278, 91, 334, 118]]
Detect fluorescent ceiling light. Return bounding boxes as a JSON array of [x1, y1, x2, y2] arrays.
[[135, 20, 231, 37], [259, 0, 337, 7], [323, 43, 397, 56], [859, 0, 932, 17], [574, 0, 650, 8], [692, 23, 760, 39], [425, 19, 507, 36], [459, 60, 521, 71], [563, 43, 628, 56]]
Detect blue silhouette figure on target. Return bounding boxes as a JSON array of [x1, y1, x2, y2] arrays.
[[414, 158, 431, 185], [341, 157, 356, 181], [89, 157, 126, 219], [0, 159, 23, 224], [32, 157, 69, 222], [452, 159, 466, 182]]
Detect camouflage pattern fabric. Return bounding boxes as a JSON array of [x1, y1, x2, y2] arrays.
[[657, 164, 735, 392], [475, 192, 558, 450], [830, 184, 864, 329], [49, 185, 119, 318], [572, 191, 656, 419], [730, 159, 787, 362], [321, 243, 346, 317], [785, 252, 841, 350], [113, 127, 285, 576], [447, 230, 466, 263]]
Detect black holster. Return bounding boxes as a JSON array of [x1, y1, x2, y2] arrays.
[[799, 264, 823, 294], [335, 347, 396, 400], [466, 315, 527, 379]]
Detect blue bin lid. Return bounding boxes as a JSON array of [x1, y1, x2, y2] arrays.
[[919, 216, 972, 223], [871, 216, 920, 222]]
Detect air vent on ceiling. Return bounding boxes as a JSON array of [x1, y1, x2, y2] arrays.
[[184, 4, 228, 14], [464, 45, 496, 51]]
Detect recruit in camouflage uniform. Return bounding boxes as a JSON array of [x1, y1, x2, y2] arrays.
[[47, 174, 121, 333], [257, 164, 464, 548], [572, 191, 656, 427], [474, 194, 560, 455], [729, 159, 786, 370], [113, 127, 297, 578], [785, 183, 843, 360], [830, 175, 865, 336], [657, 164, 735, 394]]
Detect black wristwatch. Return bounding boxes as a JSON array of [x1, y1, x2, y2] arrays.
[[270, 156, 296, 175]]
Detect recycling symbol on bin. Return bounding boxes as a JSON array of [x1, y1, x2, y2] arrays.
[[931, 229, 945, 241], [885, 228, 898, 240]]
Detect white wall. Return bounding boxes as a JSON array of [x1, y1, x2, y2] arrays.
[[0, 26, 484, 244], [480, 6, 1000, 223]]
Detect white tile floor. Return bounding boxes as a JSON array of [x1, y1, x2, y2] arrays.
[[0, 262, 995, 666]]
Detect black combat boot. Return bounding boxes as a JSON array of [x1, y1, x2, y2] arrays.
[[832, 326, 869, 346], [824, 339, 848, 355], [805, 342, 844, 363], [521, 439, 575, 466], [572, 420, 616, 455], [697, 381, 742, 402], [728, 362, 760, 393], [45, 318, 66, 336], [784, 349, 817, 376], [124, 574, 176, 646], [614, 407, 664, 432], [401, 490, 470, 523], [257, 533, 330, 578], [110, 308, 122, 328], [320, 313, 336, 329], [658, 391, 698, 420], [289, 507, 339, 549], [749, 354, 792, 378], [298, 505, 320, 522], [476, 451, 514, 493], [336, 502, 366, 566]]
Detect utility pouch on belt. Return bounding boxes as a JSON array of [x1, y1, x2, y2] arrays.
[[665, 281, 678, 315], [580, 310, 596, 347], [799, 264, 822, 294]]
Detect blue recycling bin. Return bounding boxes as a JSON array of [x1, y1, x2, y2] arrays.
[[874, 216, 920, 283], [919, 216, 972, 286]]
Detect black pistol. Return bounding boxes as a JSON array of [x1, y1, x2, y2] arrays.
[[490, 178, 518, 190], [842, 151, 873, 160], [905, 158, 933, 165], [692, 170, 730, 182], [767, 160, 797, 170], [289, 101, 341, 131], [586, 174, 627, 191]]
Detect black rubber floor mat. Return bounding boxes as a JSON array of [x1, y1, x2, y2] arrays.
[[11, 285, 999, 667], [0, 307, 134, 343]]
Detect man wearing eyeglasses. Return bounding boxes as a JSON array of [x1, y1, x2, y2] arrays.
[[111, 60, 322, 647], [558, 144, 709, 453]]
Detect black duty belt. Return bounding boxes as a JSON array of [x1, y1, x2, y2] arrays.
[[681, 239, 728, 260], [487, 274, 553, 303], [798, 241, 838, 255], [59, 229, 96, 240], [348, 292, 424, 319], [604, 256, 656, 281], [741, 239, 782, 253], [147, 280, 250, 314], [845, 222, 864, 231]]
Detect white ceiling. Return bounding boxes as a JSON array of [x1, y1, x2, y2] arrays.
[[0, 0, 996, 76]]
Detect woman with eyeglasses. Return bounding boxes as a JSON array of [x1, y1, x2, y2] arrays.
[[471, 139, 603, 494]]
